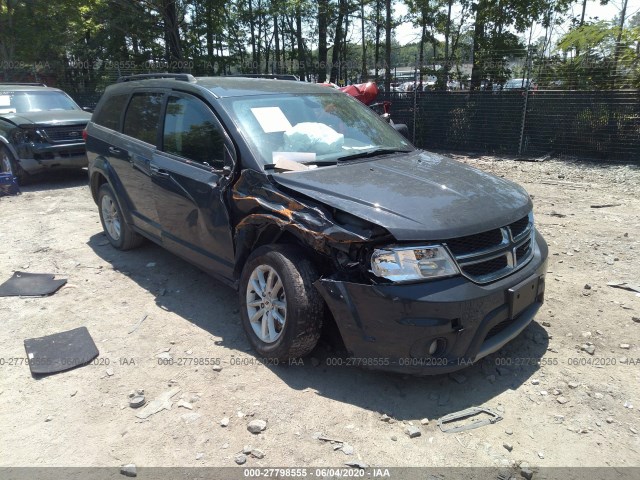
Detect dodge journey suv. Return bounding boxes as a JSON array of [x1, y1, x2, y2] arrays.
[[85, 74, 548, 374]]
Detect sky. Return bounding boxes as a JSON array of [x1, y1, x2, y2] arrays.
[[393, 0, 639, 46]]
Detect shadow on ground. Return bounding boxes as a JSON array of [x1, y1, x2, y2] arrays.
[[88, 232, 549, 423], [18, 169, 88, 193]]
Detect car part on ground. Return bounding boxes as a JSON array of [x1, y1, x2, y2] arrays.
[[85, 75, 548, 374]]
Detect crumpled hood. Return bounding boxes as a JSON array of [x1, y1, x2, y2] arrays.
[[3, 110, 91, 127], [272, 150, 533, 241]]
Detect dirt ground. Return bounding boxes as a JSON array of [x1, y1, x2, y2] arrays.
[[0, 155, 639, 474]]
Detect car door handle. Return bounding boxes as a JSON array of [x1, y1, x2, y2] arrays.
[[150, 165, 170, 177], [108, 146, 121, 155]]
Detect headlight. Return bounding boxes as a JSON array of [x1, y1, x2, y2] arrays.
[[371, 245, 459, 282]]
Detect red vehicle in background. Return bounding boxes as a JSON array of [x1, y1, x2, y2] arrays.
[[328, 82, 410, 139]]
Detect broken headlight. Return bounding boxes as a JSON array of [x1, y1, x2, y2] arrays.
[[371, 245, 459, 282]]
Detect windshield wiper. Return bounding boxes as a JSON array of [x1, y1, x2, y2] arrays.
[[337, 148, 412, 162]]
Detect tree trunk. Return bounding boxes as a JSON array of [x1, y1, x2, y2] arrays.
[[317, 0, 329, 82], [330, 0, 346, 83], [295, 9, 306, 80], [470, 0, 485, 91], [161, 0, 182, 69], [361, 1, 366, 81], [384, 0, 391, 94]]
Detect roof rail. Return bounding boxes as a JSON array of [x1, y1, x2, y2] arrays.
[[117, 73, 196, 83], [0, 82, 47, 87], [228, 74, 299, 81]]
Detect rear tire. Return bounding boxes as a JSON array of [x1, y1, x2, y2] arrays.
[[239, 245, 324, 360], [97, 183, 144, 250]]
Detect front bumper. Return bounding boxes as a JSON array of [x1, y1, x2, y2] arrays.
[[314, 230, 548, 375], [15, 142, 88, 174]]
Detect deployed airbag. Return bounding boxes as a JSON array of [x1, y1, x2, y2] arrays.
[[283, 122, 344, 154]]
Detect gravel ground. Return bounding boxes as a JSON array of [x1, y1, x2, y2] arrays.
[[0, 157, 639, 475]]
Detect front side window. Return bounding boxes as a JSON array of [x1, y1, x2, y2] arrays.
[[162, 95, 225, 169], [123, 93, 163, 144]]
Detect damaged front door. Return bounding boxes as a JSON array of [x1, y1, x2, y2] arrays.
[[151, 93, 236, 281]]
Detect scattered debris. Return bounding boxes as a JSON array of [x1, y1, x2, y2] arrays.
[[633, 317, 640, 324], [531, 379, 540, 385], [557, 396, 569, 404], [120, 464, 137, 477], [23, 326, 99, 375], [568, 382, 579, 389], [220, 417, 230, 427], [520, 467, 534, 480], [317, 434, 345, 444], [128, 314, 148, 334], [0, 271, 67, 297], [420, 418, 429, 425], [196, 453, 204, 460], [341, 444, 354, 455], [251, 448, 265, 459], [212, 364, 222, 372], [581, 344, 596, 355], [106, 368, 114, 377], [45, 416, 53, 422], [449, 372, 467, 384], [620, 343, 631, 350], [135, 388, 180, 419], [624, 400, 634, 409], [129, 395, 145, 408], [177, 400, 193, 410], [590, 203, 622, 209], [234, 454, 247, 465], [438, 407, 503, 433], [607, 281, 640, 294], [505, 429, 513, 435], [538, 451, 545, 459], [247, 419, 267, 434], [405, 425, 421, 438], [345, 461, 368, 469], [503, 442, 513, 452]]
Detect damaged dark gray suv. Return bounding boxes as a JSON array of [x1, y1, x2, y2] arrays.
[[86, 74, 548, 374]]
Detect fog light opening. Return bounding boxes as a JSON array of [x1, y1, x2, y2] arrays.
[[426, 338, 447, 357]]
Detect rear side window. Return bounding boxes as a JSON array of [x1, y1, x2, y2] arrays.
[[93, 93, 129, 130], [163, 95, 225, 169], [123, 93, 163, 144]]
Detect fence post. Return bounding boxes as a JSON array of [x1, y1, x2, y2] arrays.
[[518, 51, 533, 156]]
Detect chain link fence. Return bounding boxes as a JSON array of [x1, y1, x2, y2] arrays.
[[388, 89, 639, 162]]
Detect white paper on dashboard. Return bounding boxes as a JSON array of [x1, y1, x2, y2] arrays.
[[0, 95, 11, 107], [272, 152, 317, 171], [251, 107, 292, 133]]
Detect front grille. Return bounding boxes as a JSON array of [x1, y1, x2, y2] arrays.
[[444, 212, 534, 284], [462, 256, 508, 277], [445, 229, 503, 256], [42, 125, 85, 143]]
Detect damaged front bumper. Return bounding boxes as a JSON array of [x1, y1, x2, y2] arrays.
[[15, 142, 87, 174], [314, 231, 548, 375]]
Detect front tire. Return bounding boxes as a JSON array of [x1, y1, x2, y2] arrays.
[[239, 245, 324, 360], [0, 146, 29, 185], [97, 183, 144, 250]]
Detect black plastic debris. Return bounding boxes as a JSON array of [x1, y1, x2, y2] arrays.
[[0, 271, 67, 297], [23, 327, 99, 375], [0, 173, 20, 197]]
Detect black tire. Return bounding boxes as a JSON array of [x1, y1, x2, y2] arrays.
[[239, 244, 324, 360], [0, 145, 30, 185], [97, 183, 145, 250]]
